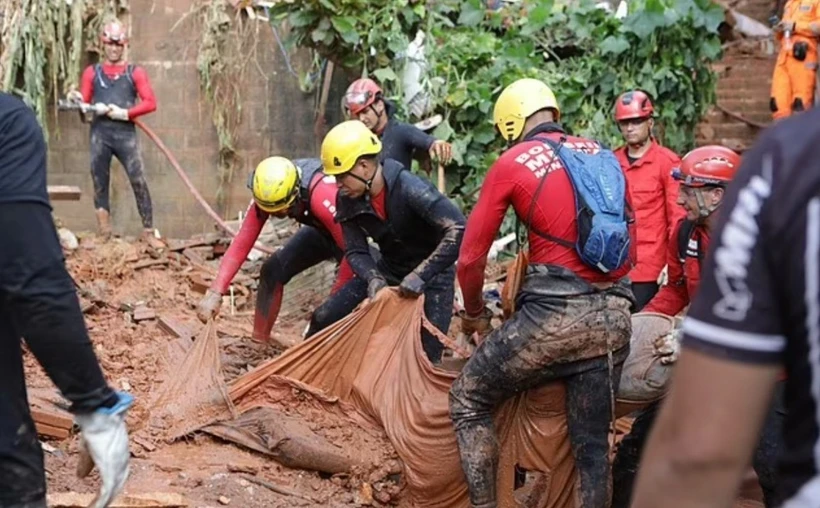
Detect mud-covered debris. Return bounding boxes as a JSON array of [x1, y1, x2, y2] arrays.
[[355, 482, 373, 505], [133, 305, 157, 322]]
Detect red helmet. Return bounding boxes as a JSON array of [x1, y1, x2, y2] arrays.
[[101, 21, 128, 45], [614, 90, 654, 121], [672, 145, 740, 187], [344, 78, 383, 116]]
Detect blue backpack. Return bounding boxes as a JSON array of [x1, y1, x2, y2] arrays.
[[528, 136, 632, 273]]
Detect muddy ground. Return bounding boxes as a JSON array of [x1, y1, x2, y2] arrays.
[[26, 231, 764, 507]]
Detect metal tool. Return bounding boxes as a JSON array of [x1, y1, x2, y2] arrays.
[[57, 98, 109, 116]]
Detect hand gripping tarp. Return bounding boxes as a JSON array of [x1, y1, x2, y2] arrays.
[[225, 289, 577, 507]]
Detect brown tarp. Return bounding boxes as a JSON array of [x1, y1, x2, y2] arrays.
[[225, 289, 577, 507]]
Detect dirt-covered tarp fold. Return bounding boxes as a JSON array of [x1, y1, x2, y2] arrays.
[[216, 289, 577, 507]]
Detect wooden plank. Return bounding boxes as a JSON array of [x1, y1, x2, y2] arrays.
[[133, 259, 169, 271], [47, 492, 188, 507], [166, 234, 220, 253], [47, 185, 81, 201], [31, 408, 73, 430], [157, 315, 194, 340], [133, 306, 157, 322], [34, 422, 70, 439]]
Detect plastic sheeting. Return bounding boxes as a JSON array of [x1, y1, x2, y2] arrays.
[[226, 289, 577, 507]]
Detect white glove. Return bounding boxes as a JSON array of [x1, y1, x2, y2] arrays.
[[75, 391, 134, 508], [67, 90, 83, 103], [106, 104, 129, 121], [653, 329, 681, 365]]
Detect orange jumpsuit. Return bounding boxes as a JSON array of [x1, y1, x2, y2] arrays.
[[771, 0, 820, 119]]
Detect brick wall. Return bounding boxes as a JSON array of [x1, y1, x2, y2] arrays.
[[47, 0, 347, 238], [697, 0, 777, 151]]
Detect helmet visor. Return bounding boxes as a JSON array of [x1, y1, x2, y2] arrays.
[[671, 167, 725, 188], [344, 91, 373, 113]]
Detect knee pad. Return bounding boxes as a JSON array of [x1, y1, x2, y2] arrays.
[[770, 97, 778, 113], [793, 98, 805, 112]]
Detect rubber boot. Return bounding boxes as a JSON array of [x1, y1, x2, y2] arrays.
[[141, 228, 165, 252], [95, 208, 112, 240]]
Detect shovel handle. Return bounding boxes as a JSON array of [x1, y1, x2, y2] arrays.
[[437, 163, 445, 194]]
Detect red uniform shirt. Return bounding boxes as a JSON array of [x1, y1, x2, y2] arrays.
[[458, 128, 635, 316], [615, 141, 684, 283], [211, 172, 351, 293], [80, 63, 157, 119], [644, 219, 708, 316]]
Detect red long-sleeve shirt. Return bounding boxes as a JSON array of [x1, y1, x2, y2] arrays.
[[210, 173, 351, 294], [80, 63, 157, 119], [615, 141, 684, 284], [644, 219, 708, 316], [457, 128, 636, 316]]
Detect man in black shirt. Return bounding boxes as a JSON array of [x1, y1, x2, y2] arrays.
[[632, 107, 820, 508], [318, 119, 465, 364], [343, 77, 452, 172], [0, 92, 133, 507]]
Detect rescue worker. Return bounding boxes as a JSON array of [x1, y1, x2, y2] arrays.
[[769, 0, 820, 119], [319, 120, 465, 364], [612, 146, 784, 508], [451, 78, 636, 508], [196, 157, 361, 340], [343, 78, 453, 172], [631, 99, 820, 508], [613, 90, 684, 310], [0, 91, 133, 508], [67, 20, 161, 249]]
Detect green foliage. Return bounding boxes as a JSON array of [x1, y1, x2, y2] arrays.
[[0, 0, 125, 141], [268, 0, 423, 74], [270, 0, 724, 214]]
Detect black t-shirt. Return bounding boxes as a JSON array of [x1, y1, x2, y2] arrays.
[[0, 93, 50, 208], [380, 117, 435, 170], [681, 107, 820, 505]]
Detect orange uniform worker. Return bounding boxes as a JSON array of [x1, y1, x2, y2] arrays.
[[613, 91, 684, 310], [770, 0, 820, 119]]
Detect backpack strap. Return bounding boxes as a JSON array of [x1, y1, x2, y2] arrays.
[[524, 135, 573, 248], [676, 219, 703, 264], [94, 63, 107, 89], [125, 64, 137, 87]]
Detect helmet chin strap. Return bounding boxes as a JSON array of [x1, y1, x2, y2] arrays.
[[694, 188, 720, 223], [347, 172, 374, 193]]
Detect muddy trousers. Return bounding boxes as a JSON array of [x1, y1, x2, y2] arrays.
[[611, 380, 786, 508], [0, 203, 116, 506], [449, 268, 633, 508], [90, 125, 153, 228], [254, 227, 346, 341], [308, 265, 456, 363]]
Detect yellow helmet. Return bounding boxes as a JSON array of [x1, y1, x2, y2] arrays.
[[321, 120, 382, 176], [493, 78, 560, 142], [248, 156, 300, 213]]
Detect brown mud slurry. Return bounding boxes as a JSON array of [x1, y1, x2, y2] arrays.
[[29, 235, 398, 506], [28, 234, 764, 507]]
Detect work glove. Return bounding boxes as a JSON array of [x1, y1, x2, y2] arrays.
[[67, 90, 83, 103], [429, 140, 453, 166], [458, 307, 494, 338], [75, 391, 134, 508], [106, 104, 129, 121], [398, 272, 425, 298], [367, 276, 388, 299], [196, 289, 223, 323], [653, 328, 681, 365]]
